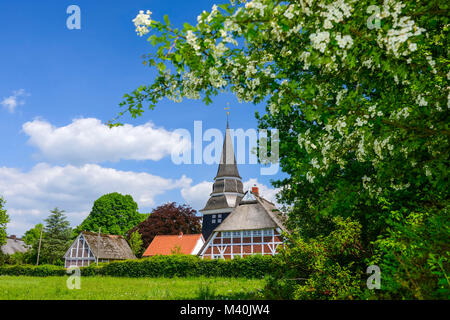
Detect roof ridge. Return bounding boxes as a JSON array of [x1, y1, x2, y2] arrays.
[[154, 234, 202, 237], [80, 231, 136, 260], [256, 194, 276, 206], [81, 230, 124, 239], [255, 196, 287, 232]]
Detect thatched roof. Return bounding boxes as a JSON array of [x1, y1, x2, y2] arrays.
[[81, 231, 136, 260], [257, 196, 288, 233], [214, 191, 287, 232], [1, 236, 30, 255], [198, 191, 287, 256]]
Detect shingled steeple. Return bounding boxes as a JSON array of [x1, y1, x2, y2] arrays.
[[200, 118, 244, 239], [215, 120, 241, 179]]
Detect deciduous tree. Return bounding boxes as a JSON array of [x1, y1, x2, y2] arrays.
[[23, 223, 43, 246], [76, 192, 144, 236], [116, 0, 449, 299], [128, 202, 201, 249], [129, 230, 144, 257], [0, 196, 9, 247]]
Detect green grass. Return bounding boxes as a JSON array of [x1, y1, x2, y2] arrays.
[[0, 276, 265, 300]]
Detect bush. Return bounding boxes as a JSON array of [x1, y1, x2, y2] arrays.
[[0, 264, 66, 276], [264, 217, 368, 300], [99, 254, 278, 278], [0, 254, 279, 278]]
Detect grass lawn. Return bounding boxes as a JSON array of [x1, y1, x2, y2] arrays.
[[0, 276, 265, 300]]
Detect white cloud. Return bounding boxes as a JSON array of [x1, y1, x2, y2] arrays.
[[0, 163, 191, 236], [1, 89, 28, 113], [180, 181, 212, 210], [243, 178, 281, 205], [22, 118, 191, 164], [180, 178, 280, 211]]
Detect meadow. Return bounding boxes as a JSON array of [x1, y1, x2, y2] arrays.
[[0, 276, 265, 300]]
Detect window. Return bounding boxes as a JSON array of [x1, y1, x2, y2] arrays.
[[264, 229, 272, 236], [212, 219, 216, 224], [253, 230, 262, 236], [233, 231, 241, 237], [212, 214, 216, 218], [218, 214, 222, 218], [222, 232, 231, 238], [243, 230, 251, 236]]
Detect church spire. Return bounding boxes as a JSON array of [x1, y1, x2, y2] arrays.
[[200, 115, 244, 240], [215, 118, 241, 179]]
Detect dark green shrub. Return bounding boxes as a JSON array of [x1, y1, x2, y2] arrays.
[[264, 217, 367, 300], [0, 254, 279, 278], [0, 264, 66, 276]]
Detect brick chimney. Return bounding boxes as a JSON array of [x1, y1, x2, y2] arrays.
[[251, 185, 259, 197]]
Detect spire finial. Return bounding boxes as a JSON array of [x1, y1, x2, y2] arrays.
[[224, 105, 230, 129]]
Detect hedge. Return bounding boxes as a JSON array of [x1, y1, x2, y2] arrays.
[[0, 255, 279, 278], [0, 264, 67, 276]]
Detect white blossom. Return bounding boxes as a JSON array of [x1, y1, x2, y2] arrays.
[[335, 33, 353, 49], [186, 30, 201, 53], [133, 10, 152, 36], [310, 31, 330, 53]]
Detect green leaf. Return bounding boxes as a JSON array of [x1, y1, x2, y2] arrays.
[[183, 22, 194, 30], [157, 62, 166, 71], [163, 14, 170, 26]]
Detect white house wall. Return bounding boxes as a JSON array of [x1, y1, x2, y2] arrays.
[[191, 237, 205, 255], [64, 234, 96, 268], [199, 228, 283, 259]]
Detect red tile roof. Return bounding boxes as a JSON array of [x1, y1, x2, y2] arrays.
[[142, 233, 204, 256]]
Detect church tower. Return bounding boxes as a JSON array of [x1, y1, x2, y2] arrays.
[[200, 119, 244, 239]]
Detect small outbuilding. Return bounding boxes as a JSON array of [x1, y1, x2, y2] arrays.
[[64, 231, 136, 268], [1, 235, 30, 255], [142, 233, 204, 257]]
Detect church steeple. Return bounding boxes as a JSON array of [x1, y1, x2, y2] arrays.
[[200, 117, 244, 240], [215, 122, 241, 180], [227, 111, 229, 129]]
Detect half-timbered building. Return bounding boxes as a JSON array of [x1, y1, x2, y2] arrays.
[[198, 187, 287, 259], [64, 231, 136, 268], [198, 119, 287, 259]]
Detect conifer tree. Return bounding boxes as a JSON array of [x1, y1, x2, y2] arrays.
[[0, 196, 9, 247], [40, 208, 72, 265]]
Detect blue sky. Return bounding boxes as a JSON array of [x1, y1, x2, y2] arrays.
[[0, 0, 284, 236]]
